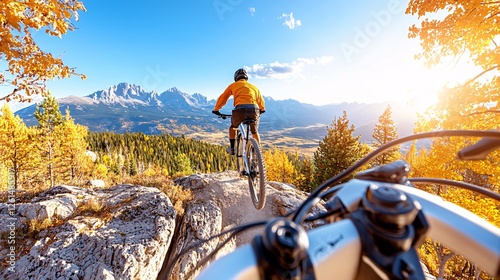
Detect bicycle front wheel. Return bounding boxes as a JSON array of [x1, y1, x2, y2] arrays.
[[246, 138, 266, 210]]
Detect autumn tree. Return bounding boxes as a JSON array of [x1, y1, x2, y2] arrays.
[[263, 147, 299, 186], [0, 163, 9, 191], [0, 0, 86, 102], [313, 111, 367, 186], [406, 0, 500, 133], [406, 0, 500, 218], [371, 105, 400, 166], [289, 151, 315, 192], [55, 110, 92, 184], [35, 93, 63, 187], [0, 104, 41, 189], [406, 1, 500, 278]]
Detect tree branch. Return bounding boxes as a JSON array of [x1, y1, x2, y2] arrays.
[[0, 88, 19, 102], [465, 65, 500, 84], [464, 109, 500, 117], [481, 1, 500, 5]]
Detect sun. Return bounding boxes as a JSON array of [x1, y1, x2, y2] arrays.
[[404, 88, 439, 115]]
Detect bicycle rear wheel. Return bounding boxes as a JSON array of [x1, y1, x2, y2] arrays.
[[246, 138, 266, 210]]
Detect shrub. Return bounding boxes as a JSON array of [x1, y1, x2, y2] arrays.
[[127, 172, 193, 216]]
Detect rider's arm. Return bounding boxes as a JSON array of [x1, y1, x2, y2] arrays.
[[255, 88, 265, 111], [214, 85, 233, 111]]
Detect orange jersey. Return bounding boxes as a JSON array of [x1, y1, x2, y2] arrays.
[[214, 80, 265, 111]]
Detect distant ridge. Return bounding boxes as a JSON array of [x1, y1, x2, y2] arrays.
[[15, 82, 418, 148]]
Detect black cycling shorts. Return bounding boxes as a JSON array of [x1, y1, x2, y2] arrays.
[[231, 107, 260, 134]]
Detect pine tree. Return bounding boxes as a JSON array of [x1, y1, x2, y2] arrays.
[[171, 153, 193, 177], [313, 111, 367, 186], [34, 93, 64, 187], [371, 105, 400, 166]]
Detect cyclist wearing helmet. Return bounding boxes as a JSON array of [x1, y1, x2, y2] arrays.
[[212, 68, 266, 155]]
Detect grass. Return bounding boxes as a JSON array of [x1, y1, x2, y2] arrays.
[[127, 173, 193, 216]]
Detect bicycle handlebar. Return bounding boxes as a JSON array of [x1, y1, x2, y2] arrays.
[[215, 112, 232, 120], [197, 179, 500, 279], [193, 129, 500, 280]]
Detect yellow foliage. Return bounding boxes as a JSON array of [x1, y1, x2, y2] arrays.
[[93, 163, 109, 179], [0, 0, 86, 102], [28, 217, 55, 237], [144, 167, 157, 177], [55, 111, 92, 184], [0, 104, 42, 190], [79, 197, 104, 213], [406, 3, 499, 277], [0, 164, 8, 191], [406, 0, 500, 71], [263, 147, 299, 186], [127, 170, 193, 216]]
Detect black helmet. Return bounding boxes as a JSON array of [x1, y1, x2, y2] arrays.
[[234, 68, 248, 82]]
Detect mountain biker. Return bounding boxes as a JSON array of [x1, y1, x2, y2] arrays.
[[212, 68, 266, 155]]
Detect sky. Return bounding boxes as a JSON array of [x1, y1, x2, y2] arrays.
[[4, 0, 479, 112]]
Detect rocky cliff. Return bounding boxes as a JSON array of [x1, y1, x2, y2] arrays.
[[1, 171, 324, 280]]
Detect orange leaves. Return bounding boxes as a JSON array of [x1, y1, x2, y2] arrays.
[[263, 147, 298, 185], [0, 0, 86, 102], [406, 0, 500, 71]]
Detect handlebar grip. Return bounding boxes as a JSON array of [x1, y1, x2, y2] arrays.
[[457, 137, 500, 160]]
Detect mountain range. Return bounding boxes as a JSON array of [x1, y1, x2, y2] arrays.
[[15, 82, 419, 150]]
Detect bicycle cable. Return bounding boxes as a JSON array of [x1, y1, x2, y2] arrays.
[[165, 219, 268, 279], [292, 130, 500, 224], [409, 178, 500, 201]]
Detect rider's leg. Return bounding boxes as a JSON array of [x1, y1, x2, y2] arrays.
[[229, 126, 236, 150]]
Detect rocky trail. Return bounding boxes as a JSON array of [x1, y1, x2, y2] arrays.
[[0, 171, 322, 280]]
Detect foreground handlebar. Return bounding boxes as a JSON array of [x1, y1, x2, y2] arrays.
[[327, 179, 500, 277], [197, 180, 500, 279], [196, 220, 362, 280]]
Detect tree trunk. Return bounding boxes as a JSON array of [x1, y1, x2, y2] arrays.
[[49, 143, 54, 187], [433, 242, 455, 279]]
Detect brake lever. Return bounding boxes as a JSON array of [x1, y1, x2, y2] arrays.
[[457, 137, 500, 160]]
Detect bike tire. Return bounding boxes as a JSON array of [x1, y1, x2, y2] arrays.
[[246, 138, 266, 210], [235, 135, 244, 175]]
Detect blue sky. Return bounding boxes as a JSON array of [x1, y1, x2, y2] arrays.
[[6, 0, 477, 111]]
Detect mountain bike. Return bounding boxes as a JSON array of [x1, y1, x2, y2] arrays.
[[185, 129, 500, 279], [217, 112, 267, 210]]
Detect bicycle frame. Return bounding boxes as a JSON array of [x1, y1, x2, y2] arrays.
[[236, 121, 252, 176], [216, 112, 267, 210]]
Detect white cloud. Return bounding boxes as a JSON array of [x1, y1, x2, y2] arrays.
[[279, 12, 302, 29], [245, 56, 333, 80], [249, 7, 255, 16]]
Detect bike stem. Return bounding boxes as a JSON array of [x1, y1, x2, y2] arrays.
[[326, 160, 429, 279], [346, 184, 429, 280]]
